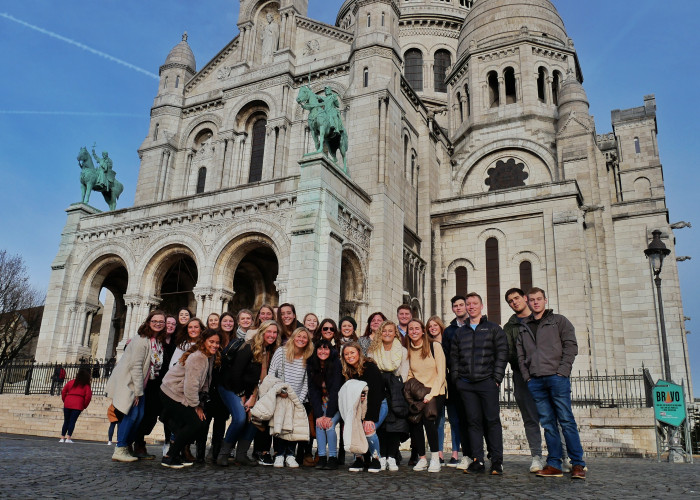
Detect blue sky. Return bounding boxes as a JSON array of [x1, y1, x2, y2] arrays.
[[1, 1, 698, 394]]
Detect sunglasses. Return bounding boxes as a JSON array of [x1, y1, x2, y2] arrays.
[[322, 326, 335, 331]]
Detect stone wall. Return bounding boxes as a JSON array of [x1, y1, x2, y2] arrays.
[[0, 394, 656, 457]]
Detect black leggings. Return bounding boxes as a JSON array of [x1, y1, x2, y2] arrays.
[[378, 429, 402, 459], [409, 395, 445, 456], [160, 392, 207, 458]]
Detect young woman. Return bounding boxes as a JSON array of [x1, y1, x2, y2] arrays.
[[425, 315, 453, 465], [277, 303, 302, 344], [406, 319, 446, 473], [338, 316, 358, 344], [340, 342, 385, 472], [106, 310, 166, 462], [269, 327, 313, 467], [175, 307, 192, 343], [159, 314, 178, 455], [303, 313, 320, 338], [217, 319, 281, 467], [359, 312, 387, 355], [313, 318, 341, 347], [207, 313, 220, 331], [254, 304, 275, 328], [236, 309, 254, 340], [160, 330, 221, 468], [60, 368, 92, 443], [171, 318, 205, 368], [367, 321, 409, 471], [307, 339, 343, 469]]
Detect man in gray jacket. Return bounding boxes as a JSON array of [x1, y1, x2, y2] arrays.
[[516, 287, 586, 480]]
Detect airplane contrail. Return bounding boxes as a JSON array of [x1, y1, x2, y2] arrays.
[[0, 12, 159, 79], [0, 110, 142, 117]]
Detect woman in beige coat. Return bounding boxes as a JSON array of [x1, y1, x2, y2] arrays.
[[105, 310, 165, 462]]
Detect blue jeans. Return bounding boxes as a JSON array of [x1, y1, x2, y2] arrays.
[[62, 408, 82, 436], [437, 406, 445, 453], [316, 405, 340, 457], [527, 375, 585, 468], [445, 399, 461, 454], [108, 421, 118, 442], [117, 395, 145, 448], [363, 399, 387, 460], [218, 386, 255, 444]]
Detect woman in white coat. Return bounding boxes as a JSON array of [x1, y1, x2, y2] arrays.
[[106, 310, 165, 462]]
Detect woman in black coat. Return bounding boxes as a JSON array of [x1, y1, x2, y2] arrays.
[[307, 339, 343, 469]]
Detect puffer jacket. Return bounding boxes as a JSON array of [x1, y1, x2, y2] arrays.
[[449, 316, 508, 384], [403, 377, 437, 423], [338, 379, 369, 454], [516, 309, 578, 381], [250, 375, 310, 442], [380, 370, 409, 435]]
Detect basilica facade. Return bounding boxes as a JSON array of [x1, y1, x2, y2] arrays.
[[37, 0, 691, 390]]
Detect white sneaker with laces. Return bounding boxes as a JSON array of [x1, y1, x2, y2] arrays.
[[413, 457, 428, 471], [387, 457, 399, 471], [428, 455, 441, 473], [285, 455, 299, 468], [65, 439, 74, 443], [530, 456, 543, 473], [456, 456, 472, 470], [562, 458, 572, 472], [59, 438, 65, 443], [107, 441, 112, 446], [379, 457, 387, 470], [273, 455, 285, 468]]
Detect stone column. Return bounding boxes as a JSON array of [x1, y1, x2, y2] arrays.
[[498, 76, 505, 107], [545, 76, 553, 105], [274, 124, 287, 176], [95, 291, 117, 360], [262, 126, 276, 180]]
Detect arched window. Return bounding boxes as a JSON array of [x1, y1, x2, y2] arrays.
[[164, 76, 168, 88], [153, 123, 159, 140], [404, 49, 423, 92], [403, 135, 409, 177], [175, 75, 180, 88], [363, 68, 369, 88], [504, 67, 517, 104], [455, 266, 468, 297], [381, 12, 385, 27], [552, 71, 561, 105], [410, 150, 416, 184], [537, 67, 547, 103], [457, 92, 463, 122], [519, 260, 533, 293], [464, 84, 471, 116], [433, 50, 451, 93], [196, 167, 206, 194], [634, 137, 641, 154], [485, 237, 501, 324], [248, 118, 267, 183], [487, 71, 499, 108], [367, 13, 371, 28]]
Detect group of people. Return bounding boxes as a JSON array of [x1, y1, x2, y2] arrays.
[[100, 286, 586, 479]]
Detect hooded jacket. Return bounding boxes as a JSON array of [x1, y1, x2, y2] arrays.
[[516, 309, 578, 381], [449, 316, 508, 384], [338, 379, 369, 454], [250, 374, 310, 442], [307, 349, 343, 419]]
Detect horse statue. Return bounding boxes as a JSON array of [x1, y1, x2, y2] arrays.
[[296, 85, 349, 173], [77, 146, 124, 211]]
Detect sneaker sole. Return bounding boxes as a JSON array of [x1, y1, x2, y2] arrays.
[[367, 469, 382, 473], [161, 462, 184, 469], [413, 467, 427, 471], [348, 468, 363, 472], [447, 464, 458, 468], [536, 473, 563, 477], [428, 468, 441, 473], [112, 458, 138, 462]]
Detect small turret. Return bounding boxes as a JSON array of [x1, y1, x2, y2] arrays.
[[158, 32, 196, 96], [557, 70, 590, 129]]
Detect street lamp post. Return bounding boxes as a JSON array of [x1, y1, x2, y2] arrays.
[[644, 229, 683, 462]]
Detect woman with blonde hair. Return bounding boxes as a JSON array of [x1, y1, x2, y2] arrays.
[[268, 327, 313, 467], [425, 315, 453, 465]]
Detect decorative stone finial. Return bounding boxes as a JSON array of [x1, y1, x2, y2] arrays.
[[182, 31, 188, 42]]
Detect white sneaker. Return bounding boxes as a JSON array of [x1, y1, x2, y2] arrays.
[[162, 443, 169, 456], [530, 456, 543, 473], [387, 457, 399, 471], [562, 458, 572, 472], [65, 439, 74, 443], [107, 441, 112, 446], [456, 456, 472, 470], [379, 457, 387, 470], [428, 455, 441, 473], [59, 438, 65, 443], [413, 457, 428, 471], [273, 455, 285, 468], [285, 455, 299, 468]]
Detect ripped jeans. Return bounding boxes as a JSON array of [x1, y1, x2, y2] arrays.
[[364, 399, 388, 459]]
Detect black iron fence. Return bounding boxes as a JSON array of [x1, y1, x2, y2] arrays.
[[0, 359, 113, 396]]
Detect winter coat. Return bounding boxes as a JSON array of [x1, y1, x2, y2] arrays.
[[403, 377, 437, 423], [380, 370, 409, 435], [344, 361, 384, 422], [307, 351, 344, 419], [226, 343, 265, 397], [250, 375, 310, 442], [105, 335, 151, 414], [504, 314, 524, 371], [516, 309, 578, 380], [338, 379, 368, 454], [161, 350, 213, 408], [62, 380, 92, 411], [449, 316, 508, 384]]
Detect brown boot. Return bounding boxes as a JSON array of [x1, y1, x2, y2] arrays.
[[132, 443, 155, 460], [183, 446, 196, 463], [571, 465, 586, 480], [536, 465, 563, 477]]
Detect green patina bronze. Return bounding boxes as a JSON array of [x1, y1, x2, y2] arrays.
[[296, 85, 348, 173], [78, 145, 124, 211]]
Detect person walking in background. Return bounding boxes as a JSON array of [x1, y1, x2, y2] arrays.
[[51, 364, 66, 395], [60, 368, 92, 443], [107, 404, 120, 445]]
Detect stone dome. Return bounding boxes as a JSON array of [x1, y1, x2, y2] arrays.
[[457, 0, 568, 57], [558, 71, 589, 111], [164, 32, 196, 72]]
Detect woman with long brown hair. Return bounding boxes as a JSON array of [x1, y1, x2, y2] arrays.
[[358, 312, 387, 355], [60, 368, 92, 443]]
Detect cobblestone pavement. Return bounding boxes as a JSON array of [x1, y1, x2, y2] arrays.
[[1, 434, 699, 499]]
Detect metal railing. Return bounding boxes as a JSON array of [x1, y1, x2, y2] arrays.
[[0, 359, 113, 396]]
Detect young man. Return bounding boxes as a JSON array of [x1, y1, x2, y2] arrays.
[[396, 304, 412, 339], [442, 296, 471, 469], [504, 288, 544, 473], [516, 287, 586, 480], [450, 292, 508, 475]]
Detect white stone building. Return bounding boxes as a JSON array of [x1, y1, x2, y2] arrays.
[[36, 0, 691, 391]]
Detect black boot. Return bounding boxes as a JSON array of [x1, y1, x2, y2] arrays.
[[217, 442, 233, 467], [196, 441, 206, 464], [235, 440, 258, 466], [315, 456, 327, 469], [324, 456, 338, 470]]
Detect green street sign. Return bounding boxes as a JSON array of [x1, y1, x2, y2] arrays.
[[652, 380, 686, 427]]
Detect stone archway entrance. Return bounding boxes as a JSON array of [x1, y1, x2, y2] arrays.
[[159, 255, 198, 314], [93, 266, 128, 359], [229, 246, 279, 312], [339, 249, 365, 320]]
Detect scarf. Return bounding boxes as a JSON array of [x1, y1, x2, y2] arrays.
[[372, 338, 403, 373], [236, 326, 247, 340], [149, 338, 163, 380]]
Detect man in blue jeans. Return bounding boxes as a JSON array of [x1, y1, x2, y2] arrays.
[[516, 287, 586, 480]]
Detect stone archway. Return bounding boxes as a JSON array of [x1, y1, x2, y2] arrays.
[[339, 248, 366, 320], [229, 246, 279, 312], [158, 254, 198, 315]]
